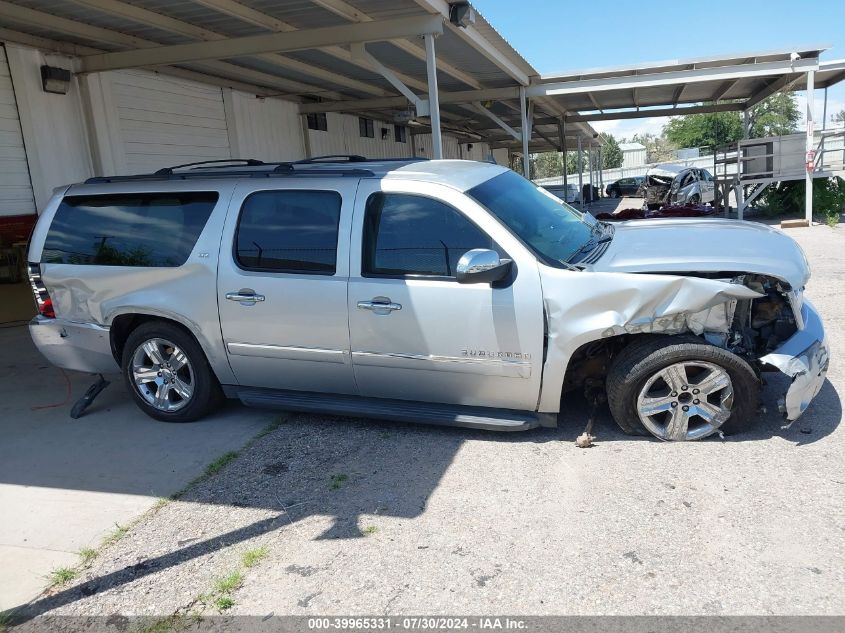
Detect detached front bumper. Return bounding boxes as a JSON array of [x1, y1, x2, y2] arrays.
[[759, 299, 829, 423]]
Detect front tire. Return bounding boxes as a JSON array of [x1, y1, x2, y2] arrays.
[[606, 336, 759, 441], [122, 321, 222, 422]]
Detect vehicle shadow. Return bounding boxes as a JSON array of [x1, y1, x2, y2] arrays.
[[13, 414, 567, 621], [11, 375, 841, 621]]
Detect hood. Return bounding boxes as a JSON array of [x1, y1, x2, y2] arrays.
[[646, 164, 687, 179], [590, 218, 810, 288]]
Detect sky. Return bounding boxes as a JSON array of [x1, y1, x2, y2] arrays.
[[473, 0, 845, 140]]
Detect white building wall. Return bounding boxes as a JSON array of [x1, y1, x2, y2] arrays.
[[4, 43, 92, 214], [92, 70, 232, 175], [307, 112, 414, 159], [411, 134, 489, 161], [2, 40, 500, 222], [223, 89, 305, 162], [622, 147, 647, 169]]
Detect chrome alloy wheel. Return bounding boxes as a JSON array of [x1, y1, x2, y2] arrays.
[[131, 338, 195, 412], [636, 361, 733, 441]]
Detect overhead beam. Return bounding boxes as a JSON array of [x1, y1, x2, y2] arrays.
[[528, 57, 819, 97], [298, 86, 520, 113], [0, 27, 315, 99], [0, 0, 348, 98], [565, 101, 747, 122], [192, 0, 430, 94], [533, 126, 561, 152], [67, 0, 391, 97], [80, 14, 445, 72], [310, 0, 484, 90], [472, 102, 521, 141], [352, 43, 429, 115], [412, 0, 532, 85], [745, 72, 804, 108]]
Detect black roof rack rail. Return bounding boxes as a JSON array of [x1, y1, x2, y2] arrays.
[[84, 167, 375, 184], [82, 155, 430, 184], [294, 154, 367, 163], [154, 158, 265, 175]]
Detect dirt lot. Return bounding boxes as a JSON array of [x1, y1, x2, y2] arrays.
[[9, 224, 844, 622]]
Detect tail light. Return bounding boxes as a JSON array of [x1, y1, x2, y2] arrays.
[[28, 263, 55, 318]]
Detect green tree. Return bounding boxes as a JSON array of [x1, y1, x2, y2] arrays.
[[599, 133, 624, 169], [663, 94, 800, 152], [663, 110, 743, 152], [531, 152, 563, 179], [747, 92, 800, 137], [831, 109, 845, 125], [626, 132, 676, 163]]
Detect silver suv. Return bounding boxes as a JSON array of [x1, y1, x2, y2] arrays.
[[27, 157, 828, 441]]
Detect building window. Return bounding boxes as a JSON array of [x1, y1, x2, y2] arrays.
[[394, 125, 407, 143], [306, 112, 327, 131], [359, 117, 374, 138]]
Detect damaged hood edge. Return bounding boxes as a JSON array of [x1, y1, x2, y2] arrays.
[[590, 218, 811, 289]]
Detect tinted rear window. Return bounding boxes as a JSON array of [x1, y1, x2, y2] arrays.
[[42, 192, 218, 267]]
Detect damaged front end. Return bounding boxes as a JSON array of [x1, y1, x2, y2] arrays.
[[643, 174, 673, 208], [717, 274, 829, 424], [543, 267, 829, 428], [758, 299, 829, 423]]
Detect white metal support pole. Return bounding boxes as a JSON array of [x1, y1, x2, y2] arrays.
[[737, 109, 750, 220], [598, 146, 604, 196], [520, 86, 530, 178], [577, 137, 583, 206], [822, 86, 828, 130], [805, 69, 815, 224], [423, 33, 442, 160], [559, 119, 568, 192], [587, 144, 594, 205]]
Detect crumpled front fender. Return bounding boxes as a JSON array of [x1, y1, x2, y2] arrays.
[[759, 299, 830, 423]]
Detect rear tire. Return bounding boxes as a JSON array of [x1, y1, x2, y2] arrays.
[[122, 321, 222, 422], [646, 203, 661, 211], [611, 188, 620, 198], [606, 336, 759, 441], [689, 193, 701, 205]]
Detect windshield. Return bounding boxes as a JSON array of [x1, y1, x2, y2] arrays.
[[467, 171, 594, 265]]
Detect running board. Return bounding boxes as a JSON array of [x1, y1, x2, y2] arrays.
[[227, 387, 547, 432]]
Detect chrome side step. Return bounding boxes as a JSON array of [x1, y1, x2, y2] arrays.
[[226, 387, 544, 432]]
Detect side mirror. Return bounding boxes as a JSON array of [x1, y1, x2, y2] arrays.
[[456, 249, 512, 284]]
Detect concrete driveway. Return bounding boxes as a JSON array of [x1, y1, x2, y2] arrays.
[[4, 224, 844, 620], [0, 326, 273, 610]]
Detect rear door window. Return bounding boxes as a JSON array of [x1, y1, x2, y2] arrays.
[[235, 190, 341, 274], [42, 192, 218, 267]]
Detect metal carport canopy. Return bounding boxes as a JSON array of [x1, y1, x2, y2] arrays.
[[0, 0, 600, 162], [530, 47, 830, 122]]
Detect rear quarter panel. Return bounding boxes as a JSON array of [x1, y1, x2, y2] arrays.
[[29, 181, 238, 384]]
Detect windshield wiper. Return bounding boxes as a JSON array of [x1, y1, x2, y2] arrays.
[[569, 223, 614, 262]]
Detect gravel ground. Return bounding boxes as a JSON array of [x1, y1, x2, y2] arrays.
[[13, 224, 844, 623]]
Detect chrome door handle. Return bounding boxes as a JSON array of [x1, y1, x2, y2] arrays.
[[226, 291, 265, 303], [357, 299, 402, 313]]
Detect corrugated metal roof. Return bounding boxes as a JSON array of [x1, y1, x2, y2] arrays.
[[25, 0, 799, 152]]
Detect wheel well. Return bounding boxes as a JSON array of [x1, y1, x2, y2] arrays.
[[110, 314, 195, 364], [562, 333, 673, 395]]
